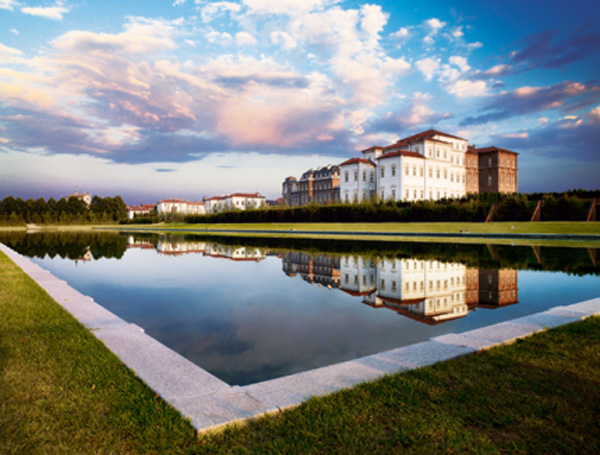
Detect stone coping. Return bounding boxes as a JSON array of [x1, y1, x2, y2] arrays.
[[2, 243, 599, 433]]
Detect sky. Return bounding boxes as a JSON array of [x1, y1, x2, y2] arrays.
[[0, 0, 599, 204]]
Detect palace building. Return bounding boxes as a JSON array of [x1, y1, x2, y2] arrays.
[[282, 129, 518, 206]]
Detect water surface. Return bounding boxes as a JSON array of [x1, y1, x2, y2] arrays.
[[3, 231, 599, 385]]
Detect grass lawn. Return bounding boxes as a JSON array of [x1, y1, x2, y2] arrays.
[[117, 221, 600, 248], [1, 249, 600, 454]]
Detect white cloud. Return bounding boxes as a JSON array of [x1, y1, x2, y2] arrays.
[[538, 117, 550, 125], [0, 42, 23, 58], [452, 26, 464, 39], [173, 0, 186, 6], [21, 1, 70, 20], [446, 79, 488, 98], [390, 27, 409, 40], [360, 4, 388, 38], [200, 2, 242, 23], [10, 28, 19, 35], [53, 17, 179, 54], [423, 17, 446, 45], [206, 31, 233, 44], [242, 0, 338, 16], [235, 31, 258, 46], [270, 31, 297, 50], [449, 56, 470, 73], [416, 57, 440, 81], [0, 0, 17, 11]]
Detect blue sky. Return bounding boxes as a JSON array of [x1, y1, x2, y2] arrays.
[[0, 0, 598, 204]]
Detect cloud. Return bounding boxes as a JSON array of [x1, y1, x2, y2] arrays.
[[589, 106, 600, 123], [460, 81, 600, 126], [511, 27, 600, 70], [416, 57, 440, 81], [235, 31, 258, 46], [242, 0, 338, 16], [21, 1, 70, 20], [270, 31, 297, 50], [447, 79, 488, 98], [491, 118, 600, 162], [423, 17, 446, 45], [390, 27, 409, 40], [200, 2, 242, 23], [367, 92, 451, 133], [0, 0, 17, 11]]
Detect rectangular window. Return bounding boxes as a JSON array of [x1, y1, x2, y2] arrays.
[[362, 171, 366, 182], [413, 166, 416, 176], [344, 171, 348, 182], [392, 165, 396, 176]]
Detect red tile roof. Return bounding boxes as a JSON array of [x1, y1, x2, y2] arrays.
[[400, 129, 467, 142], [339, 157, 376, 166], [471, 146, 518, 155], [229, 192, 264, 198], [376, 150, 425, 160]]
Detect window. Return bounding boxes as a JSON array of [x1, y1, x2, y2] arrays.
[[391, 189, 396, 199], [420, 167, 424, 177], [488, 175, 493, 186], [413, 189, 417, 198], [450, 173, 454, 182], [436, 168, 440, 178], [344, 171, 349, 183], [370, 171, 374, 183], [443, 170, 447, 179], [392, 165, 396, 176], [380, 166, 385, 178], [429, 168, 432, 178], [405, 165, 410, 176], [488, 158, 492, 166], [406, 189, 409, 198], [354, 171, 357, 181], [381, 191, 385, 199], [362, 171, 366, 182], [413, 166, 416, 176]]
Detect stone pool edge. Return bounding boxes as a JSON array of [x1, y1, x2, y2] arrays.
[[3, 242, 599, 434]]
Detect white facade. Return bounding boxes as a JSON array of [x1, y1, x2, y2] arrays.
[[339, 158, 377, 203], [156, 199, 205, 215], [347, 130, 471, 202], [204, 193, 266, 213]]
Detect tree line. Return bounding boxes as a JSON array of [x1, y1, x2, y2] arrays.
[[185, 192, 597, 224], [0, 195, 127, 226]]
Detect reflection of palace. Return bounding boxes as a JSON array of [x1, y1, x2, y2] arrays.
[[281, 251, 340, 288], [281, 252, 519, 325], [341, 257, 519, 324]]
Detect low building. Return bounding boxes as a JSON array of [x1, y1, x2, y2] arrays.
[[68, 189, 91, 207], [204, 193, 266, 213], [156, 199, 205, 216], [126, 204, 155, 220]]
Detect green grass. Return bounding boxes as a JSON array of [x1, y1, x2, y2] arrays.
[[130, 221, 600, 235], [118, 221, 600, 248], [1, 249, 600, 454]]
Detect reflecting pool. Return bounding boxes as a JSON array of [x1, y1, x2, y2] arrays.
[[2, 231, 599, 385]]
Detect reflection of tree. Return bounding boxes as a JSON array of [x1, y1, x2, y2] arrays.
[[177, 233, 600, 276], [0, 231, 128, 260]]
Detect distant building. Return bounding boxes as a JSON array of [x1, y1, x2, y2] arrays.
[[68, 189, 91, 207], [126, 204, 155, 220], [204, 192, 266, 213], [283, 129, 518, 205], [282, 164, 340, 207], [156, 198, 205, 216]]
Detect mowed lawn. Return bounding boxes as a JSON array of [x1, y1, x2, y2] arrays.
[[1, 249, 600, 454], [131, 220, 600, 235]]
